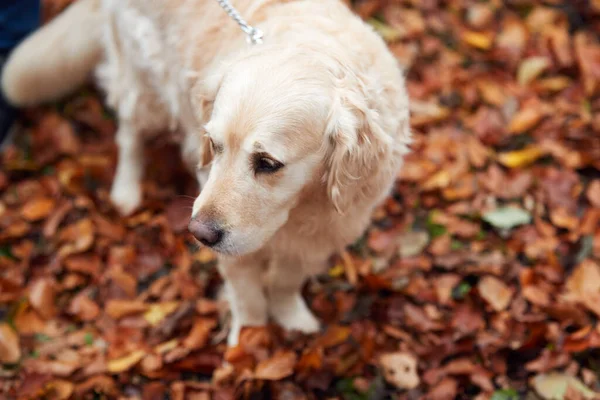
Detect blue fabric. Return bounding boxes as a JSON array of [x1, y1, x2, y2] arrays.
[[0, 0, 40, 53]]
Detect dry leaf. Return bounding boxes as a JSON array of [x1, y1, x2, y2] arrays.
[[508, 107, 544, 134], [0, 323, 20, 364], [107, 350, 146, 373], [29, 279, 58, 319], [518, 56, 551, 85], [21, 197, 56, 221], [498, 146, 545, 168], [143, 302, 180, 326], [478, 276, 513, 311], [254, 351, 297, 381], [105, 300, 148, 319]]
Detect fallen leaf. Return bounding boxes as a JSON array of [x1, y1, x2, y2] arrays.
[[518, 56, 550, 85], [29, 279, 58, 319], [462, 31, 493, 50], [398, 231, 430, 258], [105, 300, 148, 319], [478, 276, 513, 311], [380, 352, 420, 389], [508, 108, 544, 134], [183, 318, 216, 350], [566, 260, 600, 317], [107, 350, 146, 373], [532, 372, 598, 399], [45, 380, 74, 400], [483, 207, 532, 230], [498, 146, 545, 168], [20, 197, 56, 221], [0, 323, 20, 364], [254, 350, 297, 381], [68, 292, 100, 321], [586, 181, 600, 208], [143, 302, 180, 326]]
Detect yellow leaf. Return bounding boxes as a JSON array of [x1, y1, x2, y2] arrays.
[[154, 339, 179, 354], [329, 264, 345, 278], [143, 302, 179, 326], [423, 170, 452, 190], [517, 56, 550, 85], [107, 350, 146, 373], [498, 146, 545, 168], [462, 31, 493, 50]]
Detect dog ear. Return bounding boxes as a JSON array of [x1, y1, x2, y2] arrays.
[[189, 69, 225, 168], [325, 73, 399, 215]]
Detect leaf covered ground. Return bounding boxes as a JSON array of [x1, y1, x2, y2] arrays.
[[1, 0, 600, 399]]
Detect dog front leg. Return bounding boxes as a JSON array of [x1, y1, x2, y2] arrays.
[[110, 122, 144, 215], [266, 261, 320, 334], [219, 256, 268, 346]]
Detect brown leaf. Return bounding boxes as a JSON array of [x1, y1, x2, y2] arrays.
[[107, 350, 146, 373], [45, 379, 75, 400], [566, 260, 600, 317], [0, 323, 20, 364], [20, 197, 56, 221], [105, 299, 148, 319], [29, 279, 58, 319], [57, 218, 95, 258], [183, 318, 216, 350], [508, 107, 544, 134], [478, 276, 513, 311], [68, 292, 100, 321], [586, 180, 600, 208], [254, 350, 297, 381]]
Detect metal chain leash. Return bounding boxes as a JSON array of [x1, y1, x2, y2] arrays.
[[214, 0, 264, 44]]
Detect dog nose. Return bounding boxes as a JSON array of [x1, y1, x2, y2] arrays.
[[188, 217, 224, 247]]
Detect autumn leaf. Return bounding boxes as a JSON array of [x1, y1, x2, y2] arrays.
[[143, 302, 180, 326], [107, 350, 146, 373], [29, 279, 58, 319], [478, 276, 513, 311], [20, 197, 56, 221], [498, 146, 545, 168], [0, 323, 20, 364], [254, 351, 297, 381], [105, 300, 148, 319], [517, 56, 550, 85]]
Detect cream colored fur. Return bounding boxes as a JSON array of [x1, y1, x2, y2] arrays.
[[1, 0, 411, 345]]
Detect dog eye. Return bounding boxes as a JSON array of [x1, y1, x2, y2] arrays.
[[254, 156, 284, 174]]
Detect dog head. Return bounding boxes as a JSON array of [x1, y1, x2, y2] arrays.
[[188, 47, 406, 255]]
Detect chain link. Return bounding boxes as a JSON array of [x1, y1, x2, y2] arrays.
[[214, 0, 264, 44]]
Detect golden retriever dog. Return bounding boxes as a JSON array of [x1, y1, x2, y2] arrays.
[[2, 0, 411, 345]]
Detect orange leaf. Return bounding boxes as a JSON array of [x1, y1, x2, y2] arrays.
[[254, 350, 297, 381], [29, 279, 58, 319], [105, 300, 148, 319], [0, 323, 20, 364], [20, 197, 56, 221]]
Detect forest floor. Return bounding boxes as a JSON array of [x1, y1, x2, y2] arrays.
[[1, 0, 600, 399]]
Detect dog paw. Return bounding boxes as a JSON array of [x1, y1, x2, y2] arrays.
[[270, 297, 321, 334], [110, 182, 142, 215]]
